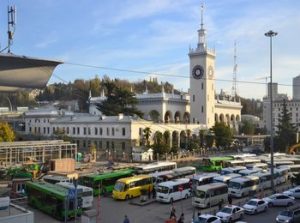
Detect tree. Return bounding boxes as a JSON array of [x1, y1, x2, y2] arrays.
[[0, 122, 15, 142], [276, 99, 297, 152], [239, 120, 255, 135], [212, 122, 233, 148], [97, 80, 143, 117], [163, 131, 171, 152], [143, 127, 152, 148]]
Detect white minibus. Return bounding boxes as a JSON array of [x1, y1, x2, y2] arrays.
[[213, 173, 241, 185], [252, 172, 272, 189], [150, 170, 173, 186], [43, 175, 71, 184], [246, 163, 268, 170], [134, 161, 177, 174], [190, 173, 220, 187], [192, 183, 228, 208], [238, 168, 262, 176], [275, 167, 290, 184], [220, 166, 246, 175], [228, 176, 260, 197], [56, 182, 93, 209], [156, 178, 191, 203]]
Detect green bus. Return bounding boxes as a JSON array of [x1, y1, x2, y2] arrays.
[[26, 181, 82, 220], [79, 168, 135, 196], [200, 156, 234, 172]]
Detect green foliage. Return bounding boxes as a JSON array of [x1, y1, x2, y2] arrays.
[[239, 120, 255, 135], [0, 122, 15, 142], [143, 127, 152, 148], [96, 80, 143, 117], [240, 97, 262, 117], [212, 122, 233, 148], [205, 132, 214, 148], [275, 99, 297, 152]]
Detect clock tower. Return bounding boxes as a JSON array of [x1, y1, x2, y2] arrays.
[[189, 5, 215, 127]]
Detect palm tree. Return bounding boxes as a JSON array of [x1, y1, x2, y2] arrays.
[[143, 127, 152, 148]]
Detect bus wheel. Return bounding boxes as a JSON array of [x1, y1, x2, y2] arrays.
[[125, 195, 130, 200]]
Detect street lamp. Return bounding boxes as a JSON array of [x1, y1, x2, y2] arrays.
[[265, 30, 278, 193]]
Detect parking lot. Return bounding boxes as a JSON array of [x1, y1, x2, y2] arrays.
[[23, 181, 299, 223]]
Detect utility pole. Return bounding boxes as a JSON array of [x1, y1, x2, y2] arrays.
[[265, 30, 278, 193], [7, 5, 16, 53]]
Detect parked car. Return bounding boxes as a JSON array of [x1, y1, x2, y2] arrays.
[[283, 187, 300, 199], [276, 205, 300, 223], [242, 198, 268, 214], [216, 205, 244, 222], [193, 214, 222, 223], [263, 193, 296, 207]]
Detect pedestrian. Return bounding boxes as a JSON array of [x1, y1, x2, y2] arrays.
[[218, 200, 223, 210], [228, 194, 232, 205], [123, 215, 130, 223], [148, 186, 151, 199], [152, 186, 156, 199], [177, 213, 184, 223], [170, 205, 176, 219], [197, 211, 201, 219]]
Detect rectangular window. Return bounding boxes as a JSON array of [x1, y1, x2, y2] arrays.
[[67, 127, 69, 134], [73, 127, 76, 134], [99, 141, 102, 149], [112, 128, 115, 136], [77, 127, 80, 134], [43, 127, 46, 134], [88, 127, 91, 135], [106, 141, 109, 149], [112, 142, 114, 149], [53, 127, 55, 133], [201, 106, 204, 113], [201, 83, 203, 89], [193, 95, 195, 102], [95, 127, 98, 135], [107, 128, 110, 136], [29, 127, 32, 132], [83, 140, 86, 147], [122, 128, 126, 136], [47, 127, 50, 134], [84, 127, 87, 135], [100, 128, 103, 135]]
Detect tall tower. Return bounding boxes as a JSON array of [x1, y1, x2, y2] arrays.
[[189, 4, 216, 127]]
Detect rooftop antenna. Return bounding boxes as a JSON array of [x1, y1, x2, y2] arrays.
[[232, 41, 238, 97], [7, 5, 16, 53]]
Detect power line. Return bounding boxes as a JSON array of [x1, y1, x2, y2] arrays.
[[63, 61, 296, 88]]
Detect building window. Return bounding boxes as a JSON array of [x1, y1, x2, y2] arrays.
[[100, 128, 103, 135], [122, 127, 126, 136], [122, 142, 125, 151], [53, 127, 55, 133], [83, 140, 86, 147], [99, 141, 102, 149], [47, 127, 50, 134], [88, 127, 91, 135], [67, 127, 69, 134], [193, 95, 195, 102], [201, 83, 203, 89], [193, 118, 195, 123], [84, 127, 87, 135], [201, 106, 204, 113], [95, 127, 98, 135], [106, 141, 109, 149], [29, 127, 32, 132], [112, 128, 115, 136], [73, 127, 76, 134], [77, 127, 80, 134], [43, 127, 46, 134], [38, 127, 40, 133], [111, 142, 114, 149], [107, 128, 110, 136]]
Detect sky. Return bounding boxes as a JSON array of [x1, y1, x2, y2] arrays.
[[0, 0, 300, 99]]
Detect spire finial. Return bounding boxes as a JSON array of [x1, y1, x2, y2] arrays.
[[201, 3, 204, 29]]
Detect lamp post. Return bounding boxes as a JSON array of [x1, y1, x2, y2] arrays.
[[265, 30, 277, 193]]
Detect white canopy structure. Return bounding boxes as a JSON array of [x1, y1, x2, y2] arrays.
[[0, 53, 62, 91]]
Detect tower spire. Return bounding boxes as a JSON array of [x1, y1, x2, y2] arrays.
[[197, 3, 206, 50]]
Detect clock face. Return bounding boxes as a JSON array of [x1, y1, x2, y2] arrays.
[[192, 65, 204, 79], [208, 66, 214, 79]]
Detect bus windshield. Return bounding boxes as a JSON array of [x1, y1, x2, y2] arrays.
[[114, 182, 126, 192], [157, 186, 169, 194], [195, 190, 206, 199], [228, 181, 241, 189]]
